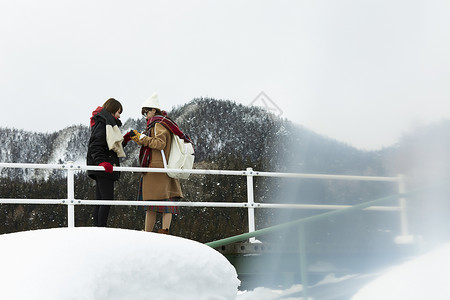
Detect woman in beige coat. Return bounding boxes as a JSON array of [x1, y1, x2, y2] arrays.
[[130, 94, 183, 234]]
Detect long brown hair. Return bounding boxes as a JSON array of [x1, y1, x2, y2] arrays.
[[103, 98, 123, 114]]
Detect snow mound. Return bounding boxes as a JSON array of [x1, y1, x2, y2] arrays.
[[352, 243, 450, 300], [0, 227, 240, 300]]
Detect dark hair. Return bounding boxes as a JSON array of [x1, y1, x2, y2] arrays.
[[141, 107, 162, 116], [103, 98, 123, 114]]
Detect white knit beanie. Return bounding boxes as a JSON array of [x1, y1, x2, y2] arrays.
[[141, 93, 161, 110]]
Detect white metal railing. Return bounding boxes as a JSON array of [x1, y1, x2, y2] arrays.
[[0, 162, 407, 242]]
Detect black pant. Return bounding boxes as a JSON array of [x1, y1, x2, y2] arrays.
[[93, 177, 114, 227]]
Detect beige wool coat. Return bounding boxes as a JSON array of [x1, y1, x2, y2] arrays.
[[138, 123, 183, 200]]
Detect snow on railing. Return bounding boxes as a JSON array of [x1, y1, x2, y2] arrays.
[[0, 162, 407, 242]]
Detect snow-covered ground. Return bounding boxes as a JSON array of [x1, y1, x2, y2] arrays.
[[351, 242, 450, 300], [1, 227, 447, 300], [0, 227, 240, 300]]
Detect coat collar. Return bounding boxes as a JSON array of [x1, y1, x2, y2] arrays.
[[90, 107, 122, 127]]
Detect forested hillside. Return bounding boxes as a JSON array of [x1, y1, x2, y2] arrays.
[[1, 98, 450, 251]]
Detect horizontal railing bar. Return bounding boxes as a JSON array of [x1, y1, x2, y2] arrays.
[[0, 163, 65, 170], [0, 199, 65, 204], [77, 200, 247, 207], [81, 166, 401, 181], [0, 162, 400, 182], [256, 171, 400, 182], [257, 203, 400, 211], [87, 165, 248, 176], [0, 198, 401, 212]]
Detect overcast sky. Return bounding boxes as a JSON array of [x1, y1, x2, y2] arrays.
[[1, 0, 449, 150]]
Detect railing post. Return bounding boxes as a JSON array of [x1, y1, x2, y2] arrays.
[[395, 174, 415, 244], [66, 161, 75, 228], [398, 174, 408, 236], [246, 167, 256, 243]]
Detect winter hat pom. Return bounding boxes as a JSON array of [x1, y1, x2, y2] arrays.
[[142, 93, 161, 110]]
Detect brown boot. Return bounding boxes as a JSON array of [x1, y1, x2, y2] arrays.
[[157, 228, 169, 234]]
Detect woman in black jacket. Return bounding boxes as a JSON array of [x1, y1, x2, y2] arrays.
[[86, 98, 129, 227]]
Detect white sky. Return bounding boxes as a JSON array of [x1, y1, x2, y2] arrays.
[[1, 0, 449, 150]]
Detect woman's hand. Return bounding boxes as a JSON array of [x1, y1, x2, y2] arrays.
[[130, 130, 146, 144], [99, 162, 113, 173]]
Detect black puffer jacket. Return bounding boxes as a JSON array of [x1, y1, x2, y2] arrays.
[[86, 107, 122, 181]]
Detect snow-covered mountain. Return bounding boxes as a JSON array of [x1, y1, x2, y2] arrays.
[[0, 98, 383, 181], [0, 98, 386, 181]]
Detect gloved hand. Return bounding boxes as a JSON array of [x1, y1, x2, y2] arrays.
[[99, 162, 113, 173], [130, 130, 146, 143], [122, 131, 131, 146]]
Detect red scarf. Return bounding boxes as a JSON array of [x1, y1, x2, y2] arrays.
[[90, 106, 104, 127], [139, 115, 192, 167]]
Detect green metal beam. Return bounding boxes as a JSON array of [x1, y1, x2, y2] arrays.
[[206, 178, 450, 248], [206, 192, 407, 248]]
